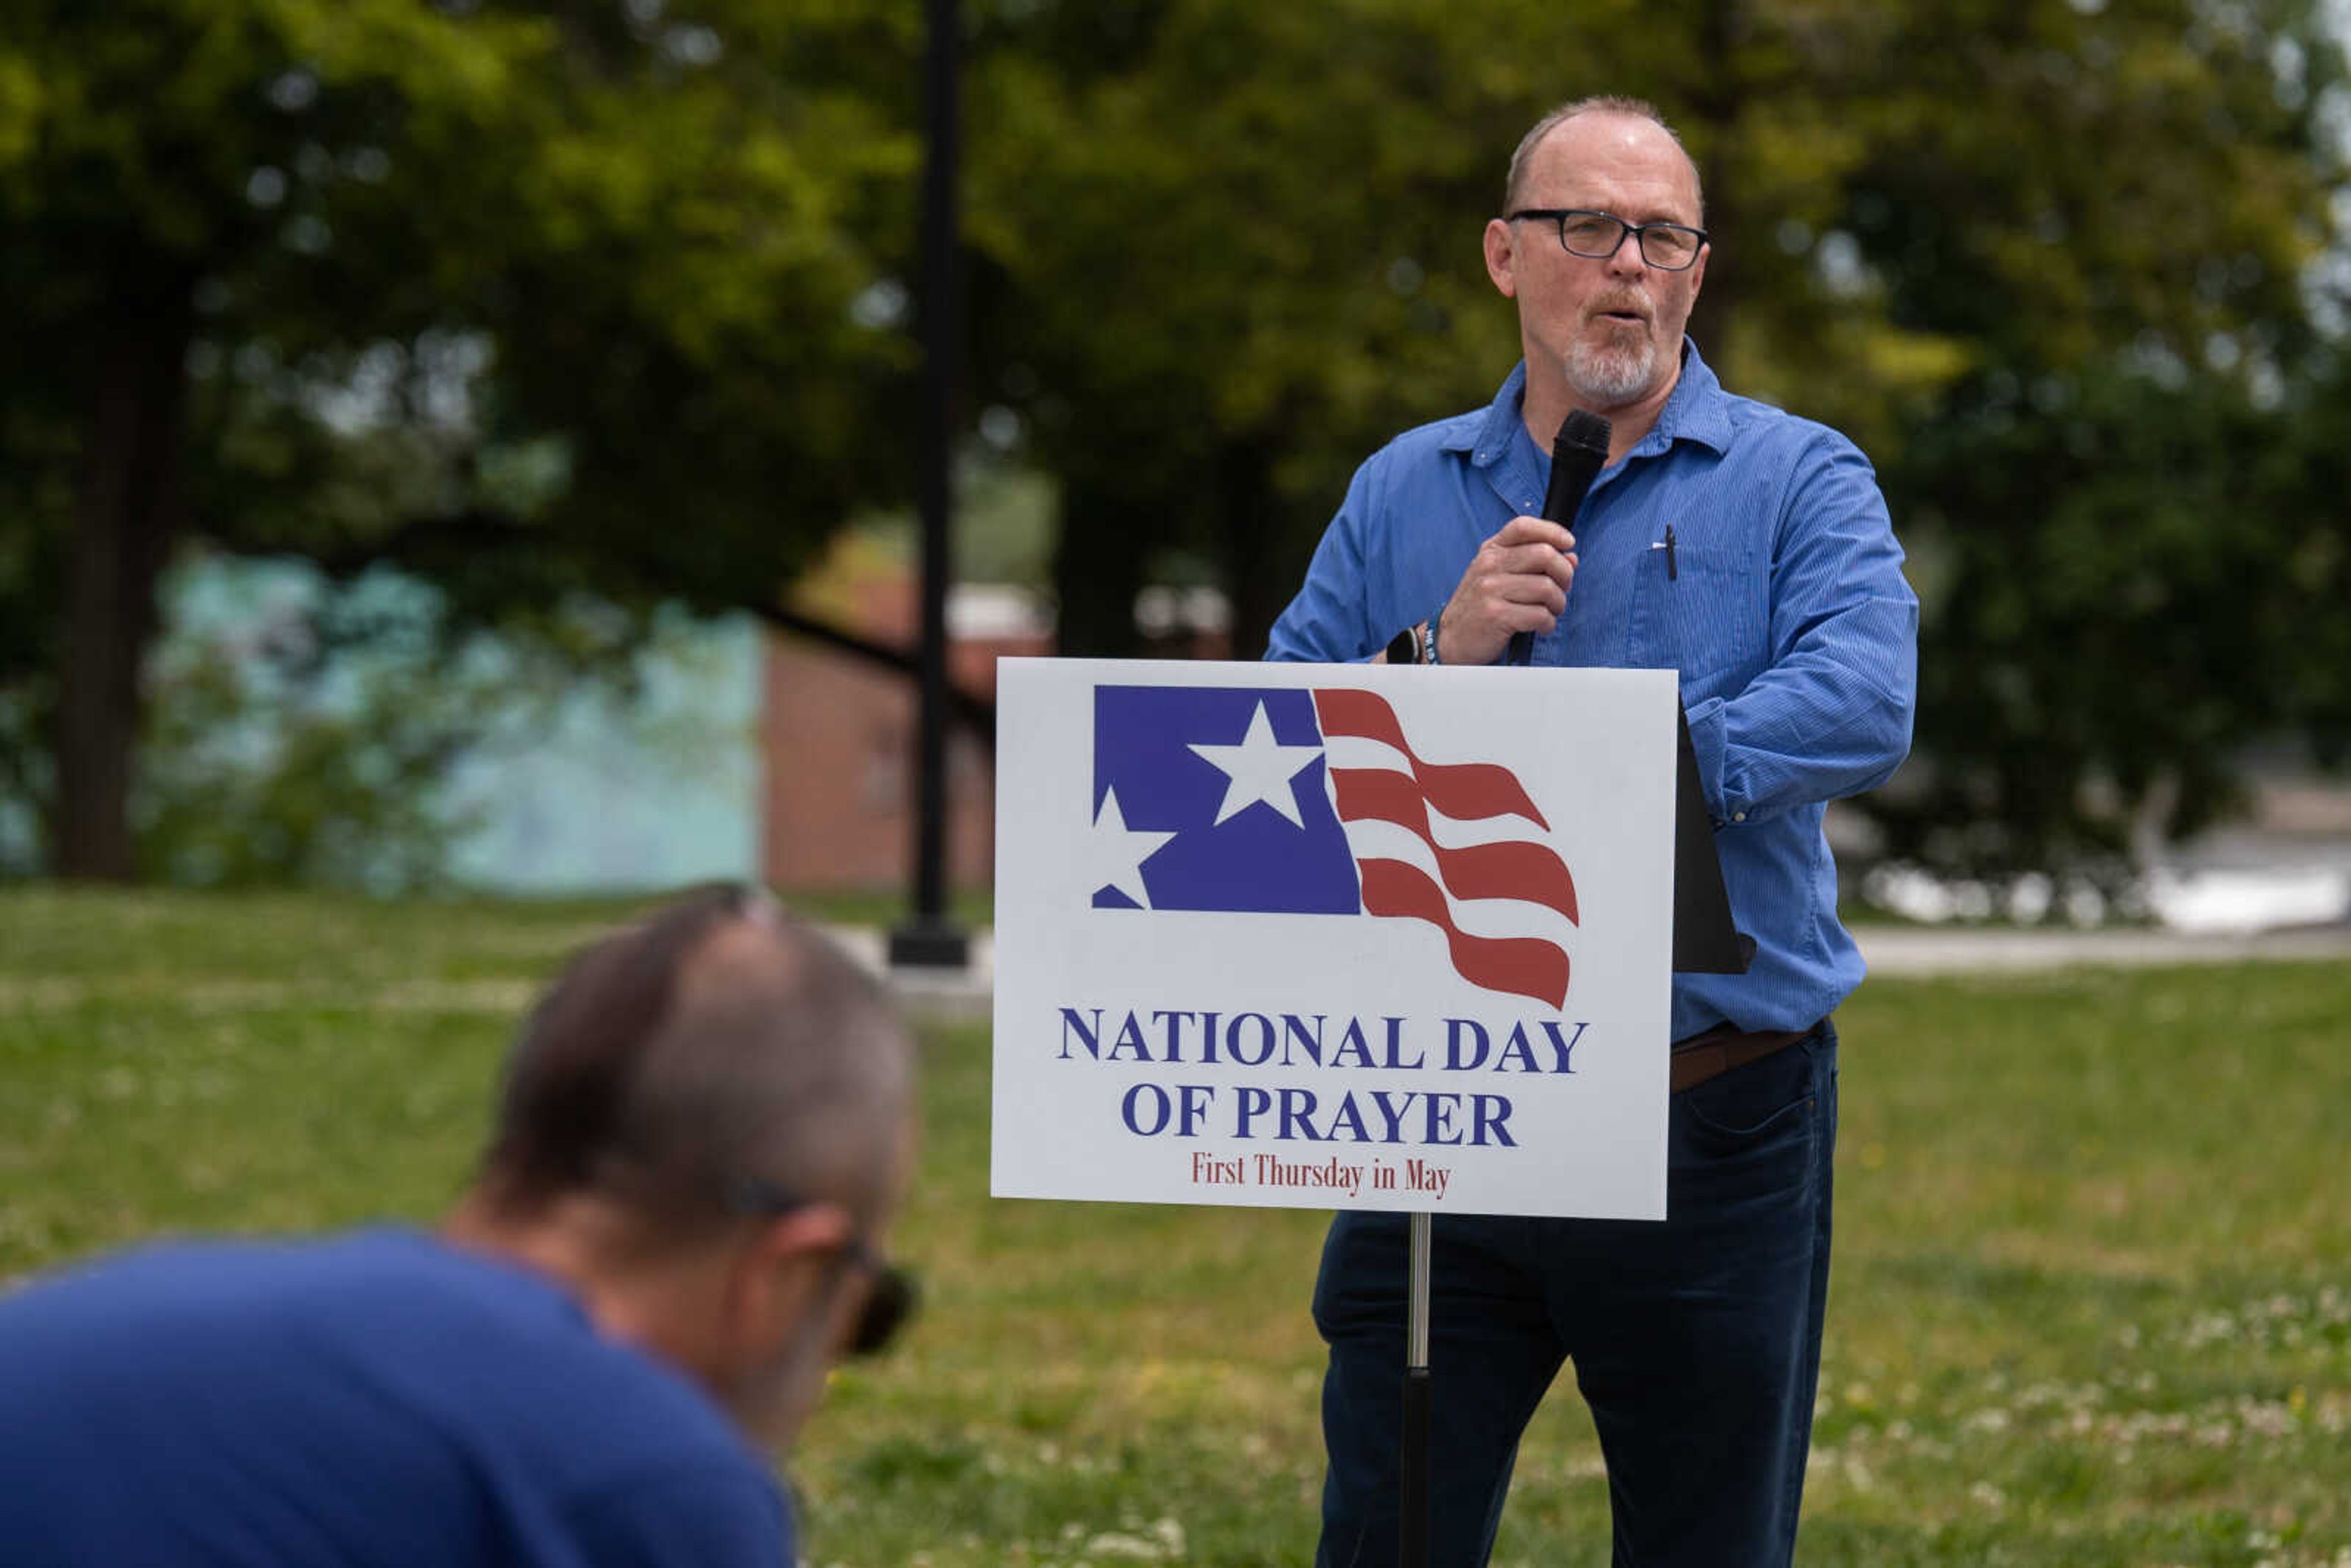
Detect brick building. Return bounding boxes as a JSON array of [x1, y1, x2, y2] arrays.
[[760, 552, 1232, 895], [762, 575, 1044, 893]]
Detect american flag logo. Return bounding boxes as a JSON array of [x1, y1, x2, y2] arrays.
[[1089, 685, 1580, 1007]]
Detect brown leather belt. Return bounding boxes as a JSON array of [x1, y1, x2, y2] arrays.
[[1670, 1022, 1813, 1093]]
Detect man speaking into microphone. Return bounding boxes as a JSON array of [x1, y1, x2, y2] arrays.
[[1267, 97, 1918, 1567]]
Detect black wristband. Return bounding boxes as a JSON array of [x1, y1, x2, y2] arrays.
[[1385, 625, 1420, 666]]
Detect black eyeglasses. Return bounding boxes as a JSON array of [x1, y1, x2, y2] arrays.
[[1508, 208, 1708, 271], [728, 1179, 918, 1357]]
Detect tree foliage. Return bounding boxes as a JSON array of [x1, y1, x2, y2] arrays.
[[4, 0, 2347, 885], [1839, 3, 2351, 870], [0, 0, 919, 877], [962, 0, 2351, 871]]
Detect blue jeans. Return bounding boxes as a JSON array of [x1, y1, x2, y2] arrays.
[[1311, 1021, 1839, 1568]]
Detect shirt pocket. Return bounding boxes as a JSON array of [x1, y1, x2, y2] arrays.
[[1625, 542, 1766, 707]]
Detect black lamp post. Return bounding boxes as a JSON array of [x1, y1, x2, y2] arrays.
[[887, 0, 970, 972]]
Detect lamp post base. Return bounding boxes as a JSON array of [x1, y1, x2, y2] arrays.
[[887, 918, 970, 970]]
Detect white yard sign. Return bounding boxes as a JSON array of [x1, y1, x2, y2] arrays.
[[990, 659, 1679, 1221]]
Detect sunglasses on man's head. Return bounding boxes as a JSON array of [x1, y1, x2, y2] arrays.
[[727, 1179, 918, 1358]]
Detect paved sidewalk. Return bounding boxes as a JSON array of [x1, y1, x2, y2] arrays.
[[832, 921, 2351, 1019], [826, 926, 996, 1022], [1849, 922, 2351, 977]]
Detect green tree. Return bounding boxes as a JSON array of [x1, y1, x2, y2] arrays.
[[0, 0, 918, 879], [10, 0, 2342, 886], [1838, 1, 2351, 870], [966, 1, 1528, 657], [965, 0, 2347, 871]]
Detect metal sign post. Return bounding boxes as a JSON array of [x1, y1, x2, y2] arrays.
[[1400, 1210, 1433, 1568]]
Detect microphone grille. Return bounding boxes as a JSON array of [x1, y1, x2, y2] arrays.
[[1562, 409, 1613, 452]]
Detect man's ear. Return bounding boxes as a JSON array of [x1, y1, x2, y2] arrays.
[[1483, 217, 1519, 299], [721, 1202, 853, 1355]]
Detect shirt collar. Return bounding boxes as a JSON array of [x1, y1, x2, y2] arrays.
[[1446, 339, 1734, 465]]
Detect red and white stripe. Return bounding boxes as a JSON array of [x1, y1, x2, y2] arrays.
[[1311, 689, 1579, 1008]]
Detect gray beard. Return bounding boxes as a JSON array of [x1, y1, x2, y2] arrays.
[[1565, 332, 1657, 407]]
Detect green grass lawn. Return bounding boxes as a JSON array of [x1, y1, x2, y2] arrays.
[[2, 888, 2344, 1567]]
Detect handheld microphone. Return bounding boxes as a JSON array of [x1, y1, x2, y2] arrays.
[[1507, 408, 1613, 666]]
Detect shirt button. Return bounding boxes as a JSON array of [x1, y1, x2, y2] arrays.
[[1732, 811, 1747, 822]]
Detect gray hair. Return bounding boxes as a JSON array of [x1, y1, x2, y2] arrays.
[[1503, 95, 1703, 220], [476, 885, 915, 1238]]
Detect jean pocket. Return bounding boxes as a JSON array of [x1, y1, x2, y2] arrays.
[[1678, 1038, 1815, 1157]]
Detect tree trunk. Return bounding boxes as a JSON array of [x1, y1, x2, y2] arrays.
[[53, 276, 194, 881], [1050, 467, 1149, 658], [1684, 0, 1744, 375], [1215, 437, 1283, 662]]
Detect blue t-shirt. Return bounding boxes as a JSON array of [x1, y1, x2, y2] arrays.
[[0, 1228, 795, 1568]]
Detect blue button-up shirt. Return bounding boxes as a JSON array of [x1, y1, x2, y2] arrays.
[[1267, 345, 1918, 1040]]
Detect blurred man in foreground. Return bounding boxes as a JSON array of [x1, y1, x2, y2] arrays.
[[0, 884, 917, 1568]]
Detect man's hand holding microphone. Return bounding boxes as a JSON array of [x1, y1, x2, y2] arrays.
[[1393, 408, 1613, 667], [1433, 516, 1582, 666]]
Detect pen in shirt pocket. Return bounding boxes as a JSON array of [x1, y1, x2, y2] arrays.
[[1651, 524, 1678, 581]]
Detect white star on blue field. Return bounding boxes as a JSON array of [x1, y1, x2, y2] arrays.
[[1089, 686, 1361, 915]]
